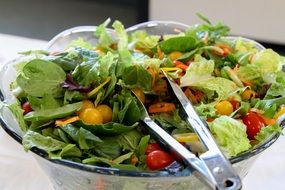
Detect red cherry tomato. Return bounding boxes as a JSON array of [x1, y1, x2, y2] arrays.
[[242, 112, 265, 139], [22, 102, 33, 115], [229, 100, 240, 110], [146, 150, 174, 170], [145, 143, 162, 155]]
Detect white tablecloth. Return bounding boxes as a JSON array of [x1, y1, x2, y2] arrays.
[[0, 33, 284, 190]]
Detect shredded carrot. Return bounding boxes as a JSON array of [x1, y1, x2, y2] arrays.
[[148, 102, 176, 113], [175, 63, 188, 71], [55, 116, 80, 126], [147, 66, 157, 87], [184, 88, 198, 104], [173, 60, 185, 66], [213, 44, 232, 57], [157, 46, 164, 60]]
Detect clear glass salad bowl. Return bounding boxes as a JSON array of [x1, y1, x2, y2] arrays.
[[0, 21, 284, 190]]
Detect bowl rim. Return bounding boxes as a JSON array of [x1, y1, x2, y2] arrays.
[[0, 22, 283, 178]]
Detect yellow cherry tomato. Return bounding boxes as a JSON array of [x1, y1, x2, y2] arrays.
[[78, 100, 95, 114], [215, 100, 234, 115], [79, 108, 103, 125], [132, 88, 145, 104], [96, 104, 113, 123], [168, 51, 183, 61], [241, 89, 256, 100]]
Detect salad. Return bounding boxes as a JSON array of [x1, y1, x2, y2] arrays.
[[6, 15, 285, 172]]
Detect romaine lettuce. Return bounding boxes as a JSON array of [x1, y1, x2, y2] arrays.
[[209, 116, 251, 157]]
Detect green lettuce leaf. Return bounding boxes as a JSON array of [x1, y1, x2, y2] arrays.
[[192, 77, 238, 101], [112, 20, 132, 76], [67, 38, 93, 50], [94, 18, 113, 49], [180, 55, 214, 87], [255, 124, 282, 142], [251, 49, 281, 73], [195, 103, 217, 119], [158, 36, 197, 54], [209, 116, 251, 157], [264, 71, 285, 99], [130, 30, 160, 49]]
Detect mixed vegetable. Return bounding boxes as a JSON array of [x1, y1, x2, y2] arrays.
[[7, 15, 285, 172]]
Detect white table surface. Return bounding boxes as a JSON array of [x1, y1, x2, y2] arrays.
[[0, 33, 284, 190]]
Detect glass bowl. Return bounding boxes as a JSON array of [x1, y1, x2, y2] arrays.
[[0, 21, 284, 190]]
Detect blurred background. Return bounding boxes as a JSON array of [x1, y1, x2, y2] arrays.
[[0, 0, 284, 54]]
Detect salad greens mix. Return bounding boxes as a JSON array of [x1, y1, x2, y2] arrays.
[[6, 15, 285, 171]]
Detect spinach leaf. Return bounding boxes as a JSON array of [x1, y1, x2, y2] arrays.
[[111, 90, 141, 125], [8, 102, 27, 132], [75, 121, 138, 135], [83, 156, 112, 165], [111, 164, 138, 171], [158, 36, 197, 54], [119, 130, 142, 151], [122, 65, 153, 91], [46, 49, 83, 71], [27, 94, 62, 111], [24, 102, 82, 122], [72, 59, 100, 87], [63, 90, 85, 104], [113, 152, 134, 165], [16, 59, 66, 97], [50, 144, 82, 159], [23, 130, 66, 152], [93, 137, 121, 159], [135, 135, 150, 156], [78, 127, 102, 149], [61, 124, 80, 142]]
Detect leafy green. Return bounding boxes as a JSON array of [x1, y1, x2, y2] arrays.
[[67, 38, 93, 50], [255, 124, 282, 142], [111, 90, 141, 125], [46, 49, 83, 71], [158, 36, 197, 54], [93, 137, 122, 159], [7, 102, 28, 132], [180, 54, 214, 87], [72, 59, 100, 87], [122, 64, 153, 91], [195, 103, 217, 119], [152, 110, 191, 131], [23, 130, 66, 152], [237, 64, 263, 85], [75, 121, 138, 135], [251, 49, 281, 74], [78, 127, 102, 149], [186, 13, 230, 43], [130, 30, 160, 50], [209, 116, 251, 157], [118, 130, 142, 151], [24, 102, 82, 122], [264, 71, 285, 99], [112, 20, 132, 76], [27, 94, 62, 111], [192, 77, 238, 101], [94, 18, 113, 49], [16, 59, 66, 97]]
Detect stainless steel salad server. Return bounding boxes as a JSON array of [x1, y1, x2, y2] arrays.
[[159, 71, 242, 190]]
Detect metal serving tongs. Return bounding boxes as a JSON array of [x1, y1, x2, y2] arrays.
[[133, 71, 242, 190]]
